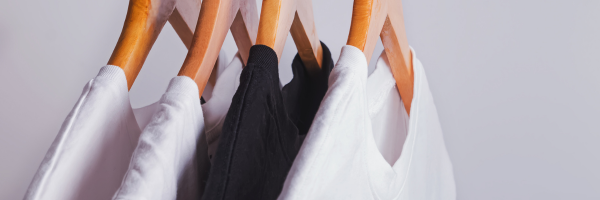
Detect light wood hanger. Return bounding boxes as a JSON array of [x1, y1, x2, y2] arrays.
[[347, 0, 413, 115], [169, 0, 203, 49], [107, 0, 202, 90], [255, 0, 323, 77], [177, 0, 259, 96]]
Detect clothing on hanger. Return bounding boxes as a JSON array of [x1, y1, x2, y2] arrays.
[[112, 75, 205, 200], [112, 52, 243, 200], [201, 42, 334, 200], [24, 52, 230, 200], [282, 43, 333, 136], [203, 53, 244, 162], [346, 0, 414, 115], [367, 50, 409, 165], [278, 46, 456, 200], [24, 66, 142, 200]]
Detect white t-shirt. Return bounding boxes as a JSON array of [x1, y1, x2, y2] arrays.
[[112, 53, 243, 200], [24, 52, 232, 200], [24, 65, 143, 200], [367, 50, 409, 166], [112, 76, 205, 200], [278, 46, 456, 200]]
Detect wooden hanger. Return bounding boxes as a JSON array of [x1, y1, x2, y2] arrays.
[[107, 0, 202, 90], [169, 0, 204, 49], [255, 0, 323, 77], [177, 0, 259, 96], [347, 0, 413, 115]]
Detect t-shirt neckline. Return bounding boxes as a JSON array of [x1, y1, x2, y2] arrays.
[[360, 47, 422, 199]]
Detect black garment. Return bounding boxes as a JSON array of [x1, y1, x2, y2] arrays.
[[282, 44, 333, 136], [201, 43, 334, 200]]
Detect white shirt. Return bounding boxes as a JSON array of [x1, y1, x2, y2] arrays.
[[112, 53, 243, 200], [24, 52, 233, 200], [367, 50, 409, 166], [24, 65, 142, 200], [112, 76, 205, 200], [278, 46, 456, 200]]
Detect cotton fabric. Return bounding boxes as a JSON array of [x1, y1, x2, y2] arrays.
[[24, 66, 142, 200], [203, 53, 244, 162], [112, 76, 204, 200], [25, 52, 232, 200], [367, 51, 409, 165], [113, 53, 244, 200], [201, 42, 334, 200], [278, 46, 456, 200]]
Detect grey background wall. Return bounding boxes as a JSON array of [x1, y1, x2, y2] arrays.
[[1, 0, 599, 199]]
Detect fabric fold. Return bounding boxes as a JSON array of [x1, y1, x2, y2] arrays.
[[201, 42, 335, 200], [278, 46, 456, 200]]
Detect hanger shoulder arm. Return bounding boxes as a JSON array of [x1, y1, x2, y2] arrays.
[[256, 0, 295, 57], [347, 0, 413, 114], [231, 0, 259, 65], [380, 16, 413, 115], [256, 0, 322, 76], [347, 0, 386, 64], [179, 0, 260, 97], [108, 0, 177, 89], [290, 0, 322, 75], [169, 0, 203, 49], [380, 0, 412, 114], [178, 0, 237, 82]]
